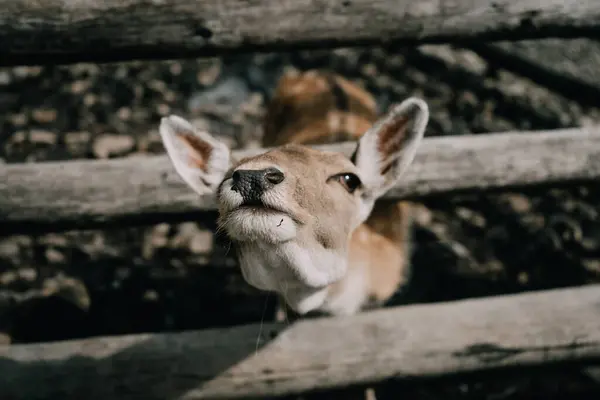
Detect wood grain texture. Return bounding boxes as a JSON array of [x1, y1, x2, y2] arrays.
[[1, 284, 599, 399], [3, 127, 600, 233], [2, 0, 600, 66]]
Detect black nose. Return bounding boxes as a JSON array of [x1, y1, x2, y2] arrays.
[[231, 167, 285, 204]]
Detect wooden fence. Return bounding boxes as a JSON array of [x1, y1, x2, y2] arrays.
[[1, 285, 600, 399], [2, 0, 600, 67], [1, 0, 600, 399]]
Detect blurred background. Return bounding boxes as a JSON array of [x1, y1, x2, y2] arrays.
[[1, 39, 600, 398]]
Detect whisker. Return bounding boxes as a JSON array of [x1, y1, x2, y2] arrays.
[[224, 240, 232, 256], [255, 293, 271, 355], [281, 280, 291, 326]]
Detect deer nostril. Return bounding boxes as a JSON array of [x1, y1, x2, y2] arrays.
[[232, 170, 242, 184], [264, 168, 285, 185]]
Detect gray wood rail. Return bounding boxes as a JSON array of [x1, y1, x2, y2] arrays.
[[2, 127, 600, 233], [1, 0, 600, 66], [1, 284, 599, 399]]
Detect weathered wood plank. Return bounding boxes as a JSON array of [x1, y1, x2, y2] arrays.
[[470, 39, 600, 105], [2, 0, 600, 66], [1, 285, 599, 399], [2, 127, 600, 233]]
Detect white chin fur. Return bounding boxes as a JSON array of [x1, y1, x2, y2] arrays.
[[223, 211, 296, 243], [218, 180, 297, 243], [237, 240, 348, 314], [218, 179, 243, 212], [218, 179, 344, 314], [284, 287, 329, 314]]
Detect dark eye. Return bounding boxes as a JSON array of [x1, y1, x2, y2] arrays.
[[335, 173, 362, 193]]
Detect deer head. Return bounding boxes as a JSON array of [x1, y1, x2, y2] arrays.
[[159, 97, 429, 314]]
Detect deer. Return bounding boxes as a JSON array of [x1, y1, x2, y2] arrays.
[[159, 69, 429, 318]]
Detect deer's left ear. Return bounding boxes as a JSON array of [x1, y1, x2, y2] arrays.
[[159, 115, 231, 196], [351, 97, 429, 200]]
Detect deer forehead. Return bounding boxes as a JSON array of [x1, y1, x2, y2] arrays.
[[233, 144, 357, 178], [229, 144, 359, 212]]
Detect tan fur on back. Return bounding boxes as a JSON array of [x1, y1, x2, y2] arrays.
[[263, 70, 378, 146], [263, 70, 413, 315]]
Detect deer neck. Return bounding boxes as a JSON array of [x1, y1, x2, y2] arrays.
[[235, 236, 349, 314]]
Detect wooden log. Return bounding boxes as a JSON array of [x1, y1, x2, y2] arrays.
[[3, 127, 600, 233], [1, 285, 599, 399], [2, 0, 600, 66], [469, 39, 600, 105]]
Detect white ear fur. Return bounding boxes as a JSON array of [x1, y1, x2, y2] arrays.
[[159, 115, 231, 196], [353, 97, 429, 200]]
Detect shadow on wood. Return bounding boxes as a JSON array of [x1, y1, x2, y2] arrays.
[[1, 284, 600, 399], [3, 127, 600, 234]]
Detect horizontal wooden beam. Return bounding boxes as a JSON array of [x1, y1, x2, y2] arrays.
[[1, 285, 599, 399], [2, 0, 600, 66], [2, 127, 600, 234], [469, 39, 600, 106]]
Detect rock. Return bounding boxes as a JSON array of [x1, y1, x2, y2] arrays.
[[17, 267, 37, 282], [45, 248, 66, 264], [190, 230, 214, 254], [37, 233, 69, 248], [92, 134, 135, 158], [136, 130, 163, 154], [169, 62, 182, 76], [502, 194, 532, 214], [70, 80, 90, 94], [29, 130, 56, 145], [117, 107, 131, 120], [12, 66, 33, 78], [42, 274, 91, 311], [411, 203, 434, 226], [147, 79, 167, 94], [143, 289, 159, 302], [0, 332, 11, 345], [8, 113, 27, 126], [169, 222, 200, 249], [188, 76, 250, 113], [81, 233, 113, 259], [142, 223, 170, 259], [0, 238, 20, 261], [0, 71, 10, 85], [64, 131, 91, 156], [455, 207, 486, 228], [196, 59, 221, 86], [156, 103, 170, 116], [83, 93, 96, 106], [0, 271, 17, 285], [166, 222, 214, 255], [9, 131, 27, 143], [32, 109, 57, 124]]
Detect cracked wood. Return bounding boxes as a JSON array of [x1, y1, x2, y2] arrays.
[[1, 0, 600, 66], [0, 284, 599, 399], [3, 127, 600, 233]]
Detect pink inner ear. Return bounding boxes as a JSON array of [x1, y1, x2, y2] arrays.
[[377, 114, 409, 175], [177, 132, 212, 172]]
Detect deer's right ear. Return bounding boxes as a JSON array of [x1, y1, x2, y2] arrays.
[[159, 115, 231, 196], [351, 97, 428, 200]]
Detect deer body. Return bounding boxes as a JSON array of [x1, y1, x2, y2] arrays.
[[262, 71, 415, 315], [159, 70, 429, 316]]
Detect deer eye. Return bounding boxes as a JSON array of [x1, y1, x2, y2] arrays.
[[333, 173, 362, 193]]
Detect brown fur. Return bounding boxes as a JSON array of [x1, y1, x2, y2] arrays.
[[264, 69, 413, 315], [221, 144, 363, 253], [263, 70, 378, 146]]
